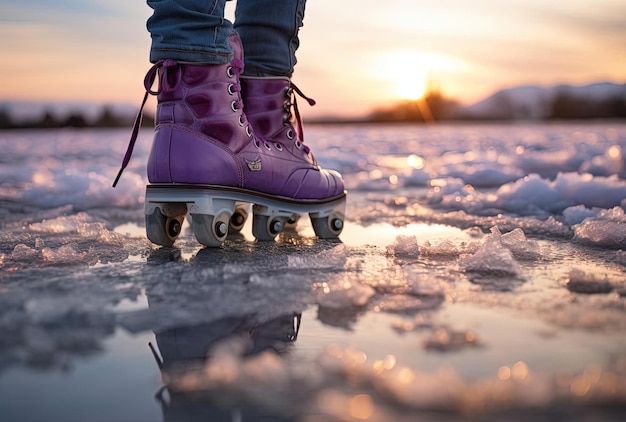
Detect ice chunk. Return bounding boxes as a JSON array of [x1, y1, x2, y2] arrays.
[[573, 207, 626, 249], [431, 172, 626, 218], [16, 165, 145, 210], [566, 269, 613, 294], [418, 239, 467, 258], [29, 213, 93, 234], [494, 226, 544, 260], [41, 244, 97, 266], [420, 240, 479, 259], [10, 244, 40, 261], [459, 236, 521, 277], [386, 235, 419, 257], [574, 220, 626, 249]]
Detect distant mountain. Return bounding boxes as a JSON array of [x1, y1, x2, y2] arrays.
[[464, 82, 626, 120]]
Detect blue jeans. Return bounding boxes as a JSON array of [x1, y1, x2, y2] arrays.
[[147, 0, 306, 77]]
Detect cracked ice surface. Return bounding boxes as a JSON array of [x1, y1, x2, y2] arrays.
[[1, 124, 626, 420]]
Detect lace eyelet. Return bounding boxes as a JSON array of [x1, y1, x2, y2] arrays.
[[231, 101, 238, 112], [286, 129, 294, 140], [246, 126, 251, 137], [227, 84, 235, 95], [253, 139, 260, 148], [238, 116, 245, 126], [295, 140, 303, 150], [274, 143, 283, 151], [264, 142, 271, 151], [226, 66, 234, 78]]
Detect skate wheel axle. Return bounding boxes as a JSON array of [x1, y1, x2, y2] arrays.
[[270, 219, 283, 234], [330, 218, 343, 231], [215, 221, 228, 237]]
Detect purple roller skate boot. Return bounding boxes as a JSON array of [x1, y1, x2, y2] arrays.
[[113, 32, 346, 247]]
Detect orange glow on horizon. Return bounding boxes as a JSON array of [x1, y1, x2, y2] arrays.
[[371, 51, 468, 103]]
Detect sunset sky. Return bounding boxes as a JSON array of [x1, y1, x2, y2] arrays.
[[1, 0, 625, 118]]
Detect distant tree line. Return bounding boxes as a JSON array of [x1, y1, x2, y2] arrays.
[[548, 92, 626, 120], [362, 87, 626, 123], [0, 106, 154, 129]]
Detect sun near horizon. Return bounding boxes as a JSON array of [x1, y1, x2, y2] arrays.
[[366, 50, 467, 106], [400, 71, 429, 101]]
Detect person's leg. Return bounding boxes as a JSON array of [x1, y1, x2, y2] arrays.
[[147, 0, 233, 63], [234, 0, 306, 77]]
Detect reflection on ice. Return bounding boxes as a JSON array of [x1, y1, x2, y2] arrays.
[[315, 278, 375, 309], [1, 124, 625, 420], [156, 314, 626, 421], [423, 327, 481, 352]]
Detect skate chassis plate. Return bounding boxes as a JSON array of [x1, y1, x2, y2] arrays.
[[144, 184, 347, 247]]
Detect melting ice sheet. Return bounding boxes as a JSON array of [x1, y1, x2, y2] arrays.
[[0, 124, 626, 420]]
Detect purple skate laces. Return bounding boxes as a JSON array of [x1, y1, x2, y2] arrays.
[[288, 82, 316, 152], [112, 59, 172, 188], [112, 58, 246, 188]]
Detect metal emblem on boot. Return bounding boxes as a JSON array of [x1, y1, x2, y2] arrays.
[[245, 155, 262, 171]]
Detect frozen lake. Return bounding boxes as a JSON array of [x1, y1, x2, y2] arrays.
[[1, 123, 625, 421]]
